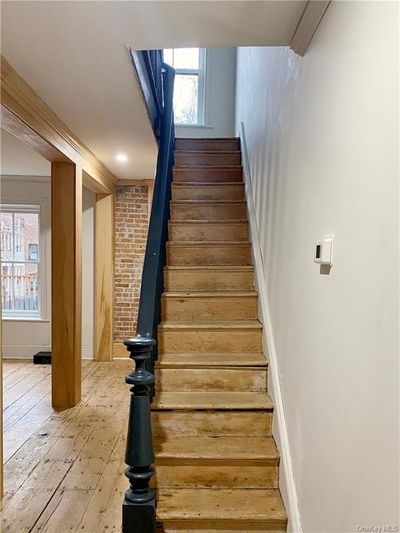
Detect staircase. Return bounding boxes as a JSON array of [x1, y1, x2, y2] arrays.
[[153, 138, 287, 532]]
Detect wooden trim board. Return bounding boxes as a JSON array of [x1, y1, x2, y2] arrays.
[[239, 122, 303, 532], [51, 162, 82, 408], [1, 56, 116, 193], [94, 191, 115, 361], [290, 1, 331, 56]]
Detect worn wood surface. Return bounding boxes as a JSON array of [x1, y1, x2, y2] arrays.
[[51, 162, 82, 409], [1, 359, 131, 533], [94, 192, 114, 362]]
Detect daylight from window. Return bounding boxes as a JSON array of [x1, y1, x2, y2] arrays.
[[1, 206, 40, 317], [164, 48, 203, 125]]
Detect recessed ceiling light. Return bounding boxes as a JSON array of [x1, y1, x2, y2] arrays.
[[116, 153, 128, 162]]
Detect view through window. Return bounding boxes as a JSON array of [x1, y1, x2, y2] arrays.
[[163, 48, 205, 125], [1, 205, 40, 317]]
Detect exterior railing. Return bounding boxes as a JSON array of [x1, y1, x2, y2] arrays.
[[122, 50, 175, 533]]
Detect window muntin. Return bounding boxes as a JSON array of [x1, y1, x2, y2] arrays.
[[164, 48, 205, 125], [1, 205, 40, 318]]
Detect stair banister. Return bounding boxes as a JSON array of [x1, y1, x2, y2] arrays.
[[122, 52, 175, 533]]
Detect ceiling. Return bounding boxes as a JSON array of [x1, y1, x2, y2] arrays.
[[1, 130, 51, 177], [1, 1, 306, 180]]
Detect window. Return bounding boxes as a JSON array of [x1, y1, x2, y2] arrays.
[[1, 205, 40, 318], [163, 48, 206, 125]]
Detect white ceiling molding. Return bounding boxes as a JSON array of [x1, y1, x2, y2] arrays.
[[290, 1, 331, 56]]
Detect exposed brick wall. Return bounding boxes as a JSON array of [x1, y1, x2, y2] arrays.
[[114, 185, 149, 342]]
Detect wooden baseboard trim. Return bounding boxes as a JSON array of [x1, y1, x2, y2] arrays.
[[240, 121, 303, 533]]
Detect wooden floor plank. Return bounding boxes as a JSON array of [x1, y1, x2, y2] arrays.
[[1, 360, 131, 533]]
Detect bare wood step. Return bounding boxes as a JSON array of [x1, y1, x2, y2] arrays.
[[169, 221, 248, 242], [156, 352, 266, 368], [175, 138, 240, 152], [153, 437, 279, 488], [151, 411, 272, 437], [173, 167, 243, 183], [161, 291, 257, 320], [155, 368, 267, 392], [157, 488, 287, 529], [152, 391, 272, 410], [172, 183, 245, 201], [164, 266, 254, 291], [166, 242, 252, 266], [158, 320, 263, 354], [171, 200, 247, 222], [154, 436, 278, 465], [175, 151, 241, 167], [154, 464, 278, 490]]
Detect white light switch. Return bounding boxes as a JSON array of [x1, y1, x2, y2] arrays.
[[314, 234, 334, 266]]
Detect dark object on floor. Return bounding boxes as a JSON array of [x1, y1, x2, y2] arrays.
[[33, 351, 52, 364]]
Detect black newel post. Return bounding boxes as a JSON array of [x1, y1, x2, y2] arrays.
[[122, 335, 156, 533]]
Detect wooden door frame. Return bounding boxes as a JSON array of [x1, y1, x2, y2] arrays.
[[0, 56, 117, 493]]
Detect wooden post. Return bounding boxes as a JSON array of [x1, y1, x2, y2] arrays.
[[51, 162, 82, 409], [122, 335, 156, 533], [94, 191, 114, 361]]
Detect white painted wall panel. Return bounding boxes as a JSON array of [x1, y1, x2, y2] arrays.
[[236, 2, 399, 531]]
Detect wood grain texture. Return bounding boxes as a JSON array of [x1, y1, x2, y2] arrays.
[[94, 191, 114, 361], [1, 56, 116, 193], [1, 360, 131, 532], [51, 162, 82, 408]]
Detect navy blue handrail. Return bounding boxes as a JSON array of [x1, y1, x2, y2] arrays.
[[122, 51, 175, 533]]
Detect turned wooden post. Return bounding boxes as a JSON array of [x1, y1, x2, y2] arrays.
[[122, 335, 156, 533]]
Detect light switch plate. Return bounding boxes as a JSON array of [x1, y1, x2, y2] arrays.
[[314, 234, 334, 266]]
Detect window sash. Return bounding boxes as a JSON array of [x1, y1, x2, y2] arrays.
[[166, 48, 206, 125], [1, 204, 41, 317]]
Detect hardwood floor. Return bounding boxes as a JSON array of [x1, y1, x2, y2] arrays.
[[1, 358, 131, 532]]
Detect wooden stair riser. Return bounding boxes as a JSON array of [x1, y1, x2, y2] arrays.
[[159, 522, 286, 532], [164, 267, 254, 291], [173, 167, 243, 183], [175, 152, 241, 167], [156, 352, 267, 368], [169, 222, 248, 242], [171, 203, 247, 221], [162, 294, 258, 320], [151, 411, 272, 437], [166, 243, 252, 266], [175, 138, 240, 152], [158, 530, 286, 533], [172, 184, 245, 201], [153, 465, 278, 490], [159, 329, 263, 354], [156, 368, 267, 392]]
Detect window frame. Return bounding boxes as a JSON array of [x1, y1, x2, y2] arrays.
[[165, 48, 207, 126], [1, 203, 42, 319]]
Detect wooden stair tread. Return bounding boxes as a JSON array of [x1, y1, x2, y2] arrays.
[[167, 241, 250, 246], [164, 266, 254, 271], [152, 392, 273, 410], [154, 436, 278, 464], [174, 165, 243, 170], [156, 352, 267, 368], [175, 150, 240, 154], [159, 320, 262, 331], [162, 291, 257, 298], [173, 182, 244, 186], [169, 219, 248, 224], [157, 488, 287, 524], [171, 200, 246, 205]]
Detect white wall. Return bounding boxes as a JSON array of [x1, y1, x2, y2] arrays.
[[1, 177, 95, 359], [176, 47, 236, 138], [235, 2, 399, 532]]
